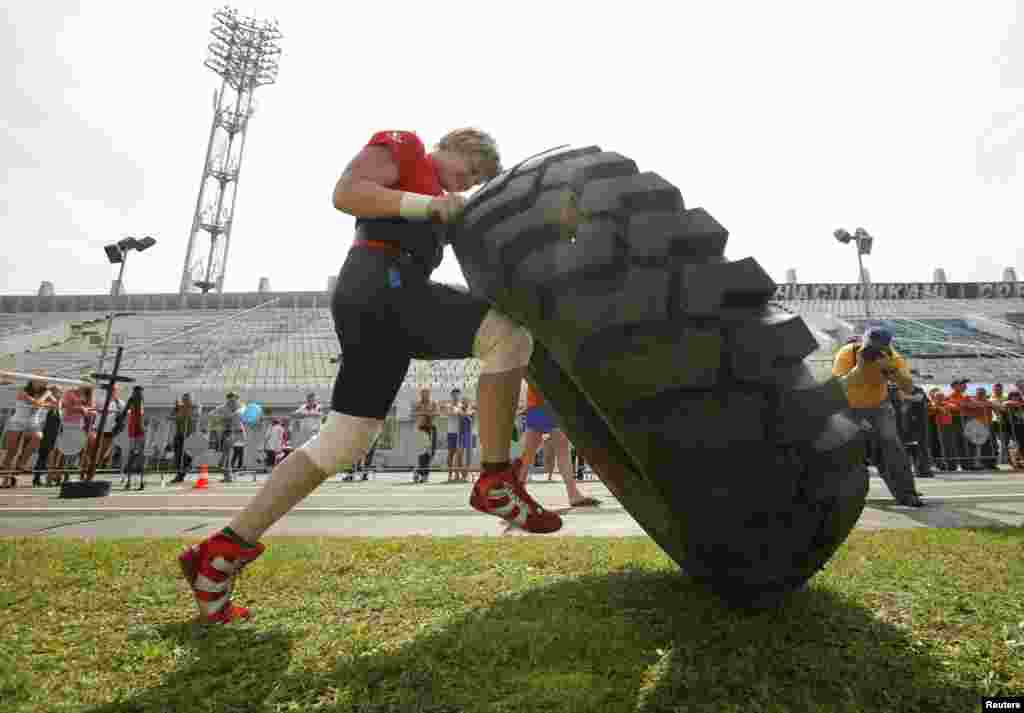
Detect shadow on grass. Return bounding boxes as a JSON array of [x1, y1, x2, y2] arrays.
[[961, 525, 1024, 540], [85, 570, 980, 713], [871, 500, 1024, 530], [84, 623, 295, 713]]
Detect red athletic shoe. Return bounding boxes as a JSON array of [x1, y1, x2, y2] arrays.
[[178, 532, 265, 624], [470, 459, 563, 533]]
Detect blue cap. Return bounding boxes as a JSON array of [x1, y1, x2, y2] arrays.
[[862, 327, 892, 346]]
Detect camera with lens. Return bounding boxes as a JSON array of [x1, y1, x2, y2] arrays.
[[861, 344, 893, 362]]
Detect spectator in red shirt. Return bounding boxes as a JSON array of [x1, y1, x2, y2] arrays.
[[118, 386, 146, 490]]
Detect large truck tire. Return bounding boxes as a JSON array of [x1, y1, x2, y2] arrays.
[[450, 146, 869, 608]]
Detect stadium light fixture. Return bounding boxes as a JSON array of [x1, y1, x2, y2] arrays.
[[105, 236, 157, 264], [853, 228, 873, 256], [833, 228, 853, 245], [834, 226, 874, 318], [116, 236, 157, 253], [104, 244, 124, 264]]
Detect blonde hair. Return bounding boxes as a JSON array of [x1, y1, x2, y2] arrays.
[[436, 128, 502, 183]]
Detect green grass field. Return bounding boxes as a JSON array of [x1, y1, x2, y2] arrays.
[[1, 530, 1022, 712]]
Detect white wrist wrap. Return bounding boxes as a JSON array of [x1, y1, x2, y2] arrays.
[[399, 192, 433, 220]]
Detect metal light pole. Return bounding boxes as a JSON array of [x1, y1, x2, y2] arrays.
[[99, 237, 156, 374], [97, 312, 136, 376], [834, 227, 875, 319]]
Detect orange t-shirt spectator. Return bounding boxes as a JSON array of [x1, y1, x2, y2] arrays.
[[963, 388, 995, 426], [929, 391, 953, 426], [945, 380, 972, 414]]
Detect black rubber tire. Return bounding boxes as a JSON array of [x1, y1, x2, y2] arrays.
[[59, 480, 112, 499], [451, 146, 869, 608]]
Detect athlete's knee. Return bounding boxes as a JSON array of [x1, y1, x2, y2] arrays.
[[299, 412, 383, 475], [472, 309, 533, 374]]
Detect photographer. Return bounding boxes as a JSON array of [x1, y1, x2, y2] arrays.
[[832, 327, 923, 507]]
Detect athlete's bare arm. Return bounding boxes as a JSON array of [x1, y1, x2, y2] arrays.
[[333, 144, 464, 222], [332, 146, 403, 218]]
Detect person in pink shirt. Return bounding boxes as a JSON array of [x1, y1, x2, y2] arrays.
[[60, 383, 97, 478]]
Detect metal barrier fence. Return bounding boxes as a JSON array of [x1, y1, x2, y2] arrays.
[[919, 416, 1024, 471]]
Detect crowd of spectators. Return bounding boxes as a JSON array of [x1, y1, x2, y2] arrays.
[[0, 373, 148, 487], [9, 367, 1017, 492], [0, 376, 619, 489], [919, 379, 1024, 471], [0, 384, 333, 485]]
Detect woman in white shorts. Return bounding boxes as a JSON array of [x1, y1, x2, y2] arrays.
[[2, 375, 56, 487], [60, 383, 97, 478], [90, 383, 126, 478]]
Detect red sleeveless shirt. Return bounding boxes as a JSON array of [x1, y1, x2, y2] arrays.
[[356, 131, 446, 271], [366, 131, 443, 197]]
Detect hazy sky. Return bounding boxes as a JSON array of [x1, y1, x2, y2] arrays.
[[3, 1, 1024, 296]]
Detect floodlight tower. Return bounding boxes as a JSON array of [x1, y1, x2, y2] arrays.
[[180, 6, 282, 295]]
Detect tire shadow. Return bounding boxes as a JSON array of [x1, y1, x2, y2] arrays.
[[332, 570, 982, 711], [82, 623, 295, 713], [871, 500, 1023, 529], [80, 569, 983, 712]]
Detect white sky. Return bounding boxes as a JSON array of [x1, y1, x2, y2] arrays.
[[3, 1, 1024, 296]]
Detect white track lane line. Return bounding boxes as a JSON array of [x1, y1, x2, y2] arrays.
[[4, 493, 1024, 515], [0, 507, 623, 513]]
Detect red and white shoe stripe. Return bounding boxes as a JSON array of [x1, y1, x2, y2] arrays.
[[486, 485, 532, 528], [180, 539, 263, 622]]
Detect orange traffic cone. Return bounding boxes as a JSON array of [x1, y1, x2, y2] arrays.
[[194, 464, 209, 490]]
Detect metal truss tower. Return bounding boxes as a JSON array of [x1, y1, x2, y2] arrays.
[[180, 6, 282, 295]]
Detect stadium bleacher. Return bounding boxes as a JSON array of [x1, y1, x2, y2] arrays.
[[0, 294, 487, 406], [0, 285, 1021, 406], [786, 292, 1024, 384], [845, 318, 1020, 355], [1, 283, 1019, 469]]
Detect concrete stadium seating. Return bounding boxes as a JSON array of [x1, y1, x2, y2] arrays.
[[0, 294, 487, 405], [1, 290, 1021, 406]]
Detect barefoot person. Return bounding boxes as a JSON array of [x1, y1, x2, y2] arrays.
[[457, 395, 476, 482], [179, 128, 562, 624], [441, 388, 465, 482], [518, 382, 600, 507]]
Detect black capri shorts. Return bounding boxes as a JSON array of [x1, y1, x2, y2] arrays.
[[330, 244, 491, 420]]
